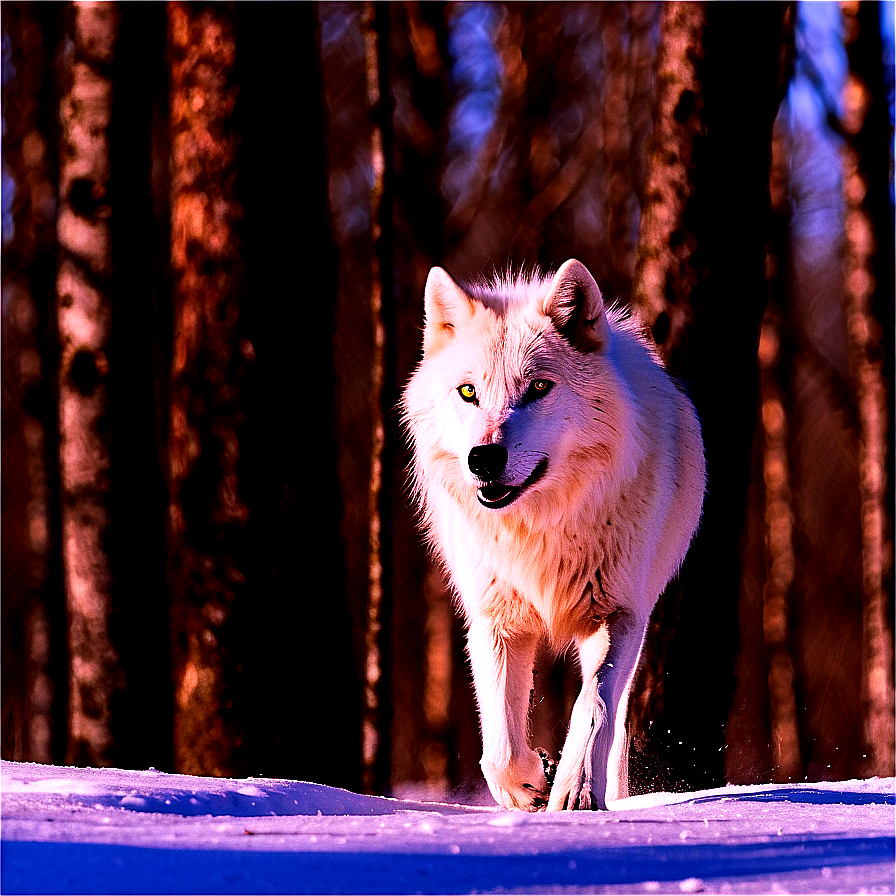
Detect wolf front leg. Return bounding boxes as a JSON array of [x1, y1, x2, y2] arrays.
[[465, 615, 549, 810], [547, 610, 647, 810]]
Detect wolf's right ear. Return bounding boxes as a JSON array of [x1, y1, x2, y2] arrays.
[[423, 267, 475, 356]]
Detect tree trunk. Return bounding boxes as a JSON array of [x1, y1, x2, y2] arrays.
[[167, 1, 244, 777], [358, 0, 392, 796], [629, 1, 790, 793], [229, 1, 361, 788], [55, 0, 122, 767], [756, 309, 802, 782], [1, 2, 67, 766], [841, 1, 895, 778], [630, 1, 704, 370]]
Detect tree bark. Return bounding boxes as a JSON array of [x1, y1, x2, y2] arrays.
[[167, 1, 244, 777], [630, 1, 790, 793], [841, 1, 895, 778], [55, 0, 122, 767], [756, 311, 802, 782], [630, 1, 704, 371], [1, 2, 67, 766]]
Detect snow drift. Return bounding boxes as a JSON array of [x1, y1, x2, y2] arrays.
[[1, 760, 893, 894]]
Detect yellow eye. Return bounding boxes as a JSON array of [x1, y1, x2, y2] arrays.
[[458, 383, 477, 403], [523, 379, 554, 403]]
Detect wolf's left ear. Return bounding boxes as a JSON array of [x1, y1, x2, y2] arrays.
[[543, 259, 608, 353], [423, 266, 475, 356]]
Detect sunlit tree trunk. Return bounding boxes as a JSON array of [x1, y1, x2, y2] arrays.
[[756, 310, 802, 782], [840, 1, 895, 778], [167, 1, 244, 777], [630, 0, 704, 369], [55, 0, 122, 767], [360, 0, 392, 797]]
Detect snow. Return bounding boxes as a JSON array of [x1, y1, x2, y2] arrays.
[[1, 760, 893, 894]]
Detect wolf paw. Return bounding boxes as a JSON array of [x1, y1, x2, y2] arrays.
[[564, 785, 598, 810], [487, 778, 550, 811], [546, 764, 605, 811], [482, 749, 551, 811]]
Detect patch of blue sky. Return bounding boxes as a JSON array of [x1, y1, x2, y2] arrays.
[[880, 0, 894, 206], [790, 0, 848, 128], [445, 2, 502, 158], [2, 31, 15, 248]]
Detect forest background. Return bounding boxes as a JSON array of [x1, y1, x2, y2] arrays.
[[1, 0, 894, 803]]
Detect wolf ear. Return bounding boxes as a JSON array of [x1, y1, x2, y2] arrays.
[[422, 266, 475, 356], [543, 259, 608, 353]]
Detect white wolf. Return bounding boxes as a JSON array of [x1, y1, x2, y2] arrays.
[[402, 259, 705, 811]]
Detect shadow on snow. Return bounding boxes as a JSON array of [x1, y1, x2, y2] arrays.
[[3, 833, 894, 894]]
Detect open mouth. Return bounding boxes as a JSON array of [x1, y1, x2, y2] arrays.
[[476, 460, 548, 510]]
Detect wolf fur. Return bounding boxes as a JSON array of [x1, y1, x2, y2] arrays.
[[402, 259, 705, 811]]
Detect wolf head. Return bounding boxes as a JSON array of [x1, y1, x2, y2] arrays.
[[422, 259, 610, 358], [404, 260, 641, 522]]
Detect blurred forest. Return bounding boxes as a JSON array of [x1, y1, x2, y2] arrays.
[[2, 1, 893, 800]]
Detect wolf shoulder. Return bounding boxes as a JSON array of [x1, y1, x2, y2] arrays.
[[607, 309, 706, 506], [608, 309, 701, 432]]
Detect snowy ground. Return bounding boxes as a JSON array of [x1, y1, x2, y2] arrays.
[[1, 760, 893, 895]]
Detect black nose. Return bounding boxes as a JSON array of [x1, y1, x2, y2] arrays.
[[468, 444, 508, 481]]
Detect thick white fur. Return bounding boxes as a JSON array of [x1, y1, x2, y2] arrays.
[[402, 260, 705, 811]]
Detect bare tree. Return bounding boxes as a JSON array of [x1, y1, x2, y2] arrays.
[[630, 1, 704, 368], [166, 1, 244, 777], [841, 1, 895, 778], [2, 3, 67, 766], [55, 0, 122, 767], [629, 1, 791, 793]]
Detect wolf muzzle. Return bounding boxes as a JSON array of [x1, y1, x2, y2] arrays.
[[468, 444, 508, 481], [469, 444, 548, 510]]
